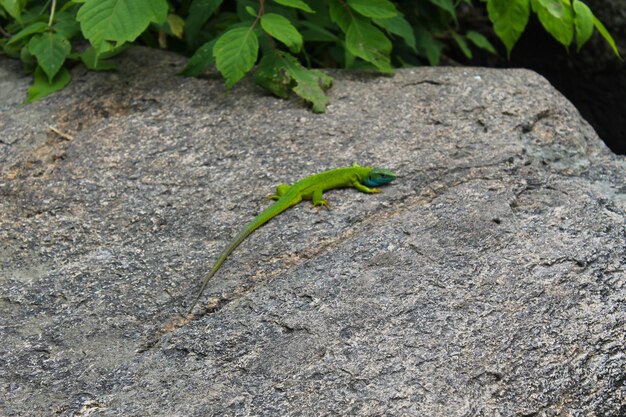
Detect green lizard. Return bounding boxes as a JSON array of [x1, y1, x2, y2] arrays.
[[188, 164, 397, 313]]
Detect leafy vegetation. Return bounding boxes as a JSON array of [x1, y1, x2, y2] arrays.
[[0, 0, 621, 110]]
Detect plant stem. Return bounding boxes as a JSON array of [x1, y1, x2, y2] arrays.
[[48, 0, 57, 29]]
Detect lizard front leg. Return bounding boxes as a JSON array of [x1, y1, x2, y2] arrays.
[[353, 181, 380, 194]]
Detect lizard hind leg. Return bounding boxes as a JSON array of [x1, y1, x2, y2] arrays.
[[312, 189, 329, 208], [268, 184, 291, 200]]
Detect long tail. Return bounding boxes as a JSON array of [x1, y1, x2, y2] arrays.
[[187, 196, 300, 314]]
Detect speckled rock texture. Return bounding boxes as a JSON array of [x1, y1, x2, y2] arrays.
[[1, 47, 624, 416]]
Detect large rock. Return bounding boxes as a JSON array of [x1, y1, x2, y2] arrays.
[[1, 47, 624, 416]]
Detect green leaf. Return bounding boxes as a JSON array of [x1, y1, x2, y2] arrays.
[[415, 26, 443, 65], [179, 39, 216, 76], [428, 0, 457, 22], [28, 32, 71, 82], [7, 21, 48, 45], [345, 17, 393, 73], [77, 0, 168, 51], [260, 13, 303, 53], [0, 0, 26, 21], [344, 47, 355, 68], [80, 46, 118, 71], [254, 50, 332, 112], [466, 30, 497, 54], [213, 26, 259, 89], [185, 0, 223, 44], [592, 16, 621, 58], [20, 43, 35, 72], [532, 0, 563, 18], [167, 14, 185, 39], [273, 0, 314, 13], [573, 0, 593, 51], [245, 5, 257, 17], [254, 51, 291, 98], [534, 0, 573, 47], [373, 13, 416, 52], [451, 32, 472, 59], [291, 68, 332, 113], [26, 66, 71, 103], [486, 0, 530, 58], [328, 0, 351, 33], [347, 0, 396, 19], [53, 11, 81, 39]]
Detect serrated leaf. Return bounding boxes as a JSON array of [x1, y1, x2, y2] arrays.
[[347, 0, 396, 19], [28, 32, 71, 82], [534, 0, 573, 47], [213, 26, 259, 89], [466, 30, 496, 54], [254, 50, 332, 112], [261, 13, 303, 53], [345, 17, 392, 73], [486, 0, 530, 58], [573, 0, 593, 52], [7, 21, 48, 45], [77, 0, 168, 51], [592, 16, 621, 58], [451, 32, 472, 59], [179, 39, 216, 76], [373, 13, 416, 52], [26, 66, 71, 103], [0, 0, 26, 21], [185, 0, 223, 43], [273, 0, 314, 13], [254, 51, 292, 98], [292, 68, 332, 113]]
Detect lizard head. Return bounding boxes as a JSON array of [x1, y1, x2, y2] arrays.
[[363, 167, 397, 187]]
